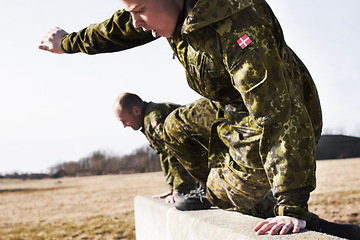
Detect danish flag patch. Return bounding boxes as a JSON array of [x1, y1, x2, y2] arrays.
[[237, 34, 252, 49], [152, 120, 158, 128]]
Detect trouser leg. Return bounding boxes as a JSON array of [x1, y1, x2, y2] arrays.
[[163, 98, 217, 186], [167, 155, 198, 193], [206, 164, 275, 218]]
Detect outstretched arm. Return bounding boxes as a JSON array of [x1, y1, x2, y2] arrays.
[[39, 10, 156, 55], [39, 27, 68, 54]]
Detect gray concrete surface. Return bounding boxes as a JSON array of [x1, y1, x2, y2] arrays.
[[134, 195, 344, 240]]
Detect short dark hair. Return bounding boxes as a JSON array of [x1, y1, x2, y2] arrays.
[[119, 93, 143, 113]]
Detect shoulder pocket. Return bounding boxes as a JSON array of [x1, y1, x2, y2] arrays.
[[231, 51, 267, 93]]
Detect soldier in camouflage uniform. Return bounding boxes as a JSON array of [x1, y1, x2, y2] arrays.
[[113, 92, 198, 202], [39, 0, 360, 238]]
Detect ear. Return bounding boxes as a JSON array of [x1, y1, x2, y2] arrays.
[[132, 106, 142, 116]]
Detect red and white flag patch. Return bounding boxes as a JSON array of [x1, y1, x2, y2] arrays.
[[152, 120, 158, 128], [237, 34, 252, 49]]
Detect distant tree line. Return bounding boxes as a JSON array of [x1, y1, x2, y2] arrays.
[[0, 145, 161, 180], [2, 133, 360, 180], [0, 172, 49, 180]]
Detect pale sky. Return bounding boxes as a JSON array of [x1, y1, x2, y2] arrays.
[[1, 0, 359, 173]]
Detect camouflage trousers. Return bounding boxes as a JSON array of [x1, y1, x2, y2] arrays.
[[206, 165, 276, 218], [164, 98, 321, 229], [164, 98, 276, 218], [164, 98, 216, 186]]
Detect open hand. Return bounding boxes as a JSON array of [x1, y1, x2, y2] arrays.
[[253, 216, 306, 235]]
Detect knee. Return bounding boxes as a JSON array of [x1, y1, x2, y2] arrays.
[[164, 110, 182, 143]]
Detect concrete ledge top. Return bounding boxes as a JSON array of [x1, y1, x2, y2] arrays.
[[134, 195, 344, 240]]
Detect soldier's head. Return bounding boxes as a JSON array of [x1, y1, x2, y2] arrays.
[[120, 0, 184, 38], [113, 92, 144, 130]]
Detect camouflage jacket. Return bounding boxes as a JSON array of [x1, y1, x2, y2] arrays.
[[61, 0, 322, 220], [141, 102, 196, 192]]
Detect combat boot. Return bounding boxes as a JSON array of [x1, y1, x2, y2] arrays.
[[175, 186, 213, 211]]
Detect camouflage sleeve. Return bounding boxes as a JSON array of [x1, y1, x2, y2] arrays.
[[218, 20, 317, 220], [61, 9, 157, 54]]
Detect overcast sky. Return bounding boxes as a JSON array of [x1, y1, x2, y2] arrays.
[[1, 0, 359, 174]]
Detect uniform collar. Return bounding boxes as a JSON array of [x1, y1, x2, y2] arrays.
[[140, 101, 149, 134], [181, 0, 253, 34]]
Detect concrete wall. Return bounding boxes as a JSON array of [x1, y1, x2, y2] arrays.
[[134, 195, 343, 240]]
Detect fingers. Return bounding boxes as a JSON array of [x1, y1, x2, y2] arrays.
[[39, 30, 53, 51], [253, 219, 274, 235], [292, 221, 300, 233], [253, 220, 267, 232], [277, 223, 292, 235], [152, 193, 167, 199], [293, 219, 306, 233], [38, 45, 50, 51], [152, 190, 173, 199], [38, 27, 67, 54], [253, 216, 306, 236], [165, 195, 175, 203], [254, 221, 290, 236]]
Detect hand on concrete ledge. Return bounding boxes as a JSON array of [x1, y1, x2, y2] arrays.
[[152, 190, 173, 199], [253, 216, 306, 235], [165, 194, 177, 203], [165, 190, 183, 203], [152, 190, 182, 203]]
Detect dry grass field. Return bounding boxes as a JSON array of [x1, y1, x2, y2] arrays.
[[0, 158, 359, 239]]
